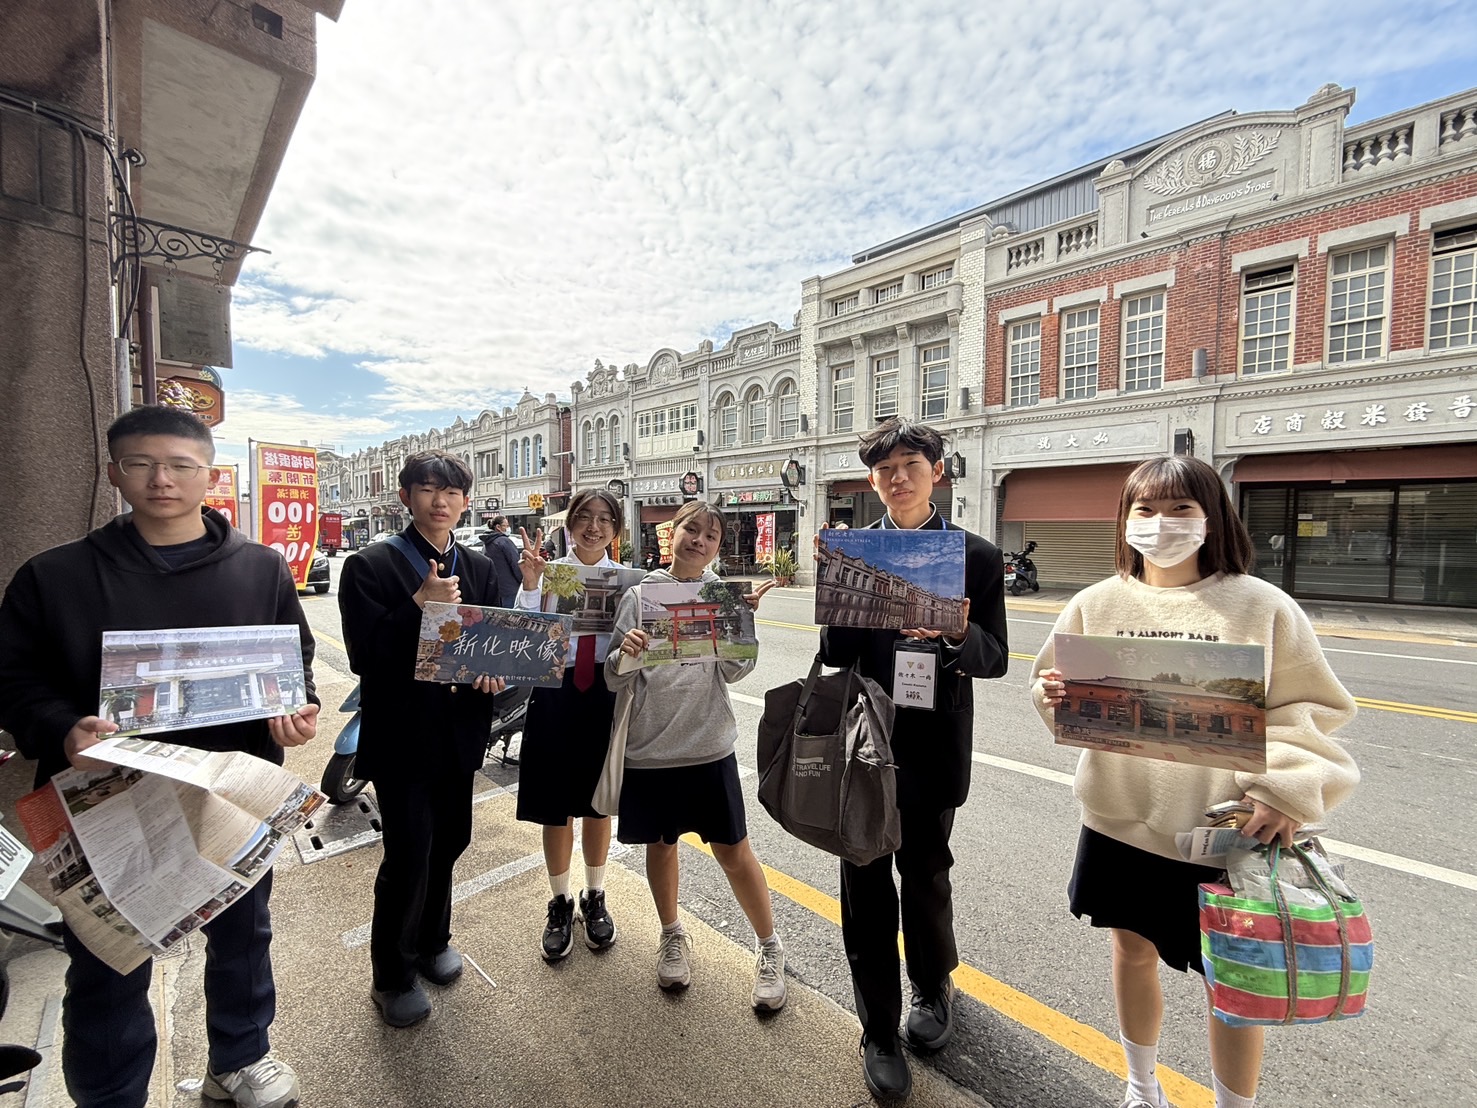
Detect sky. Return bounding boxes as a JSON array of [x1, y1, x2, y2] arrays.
[[820, 529, 964, 600], [215, 0, 1477, 467]]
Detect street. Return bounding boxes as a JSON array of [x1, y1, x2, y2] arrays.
[[289, 555, 1477, 1108]]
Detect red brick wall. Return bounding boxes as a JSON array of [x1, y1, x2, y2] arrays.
[[983, 173, 1477, 406]]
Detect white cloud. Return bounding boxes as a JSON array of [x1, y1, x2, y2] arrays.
[[212, 389, 397, 456], [236, 0, 1477, 418]]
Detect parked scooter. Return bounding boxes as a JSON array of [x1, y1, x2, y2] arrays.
[[319, 683, 532, 804], [1003, 540, 1040, 596]]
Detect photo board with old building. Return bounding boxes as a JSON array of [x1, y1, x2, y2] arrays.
[[539, 564, 646, 634], [415, 602, 572, 686], [1052, 632, 1267, 772], [814, 529, 966, 634], [98, 625, 308, 738], [638, 580, 758, 666]]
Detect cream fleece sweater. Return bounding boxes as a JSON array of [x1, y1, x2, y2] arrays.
[[1031, 573, 1359, 860]]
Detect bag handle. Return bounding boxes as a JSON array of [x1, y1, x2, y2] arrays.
[[1266, 842, 1354, 1024], [792, 654, 856, 735]]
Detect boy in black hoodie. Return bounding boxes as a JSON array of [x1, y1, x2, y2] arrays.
[[0, 406, 318, 1108]]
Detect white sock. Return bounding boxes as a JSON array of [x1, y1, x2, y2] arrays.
[[756, 931, 780, 948], [661, 919, 684, 934], [549, 870, 570, 900], [1120, 1035, 1162, 1105], [1213, 1073, 1255, 1108], [584, 863, 606, 893]]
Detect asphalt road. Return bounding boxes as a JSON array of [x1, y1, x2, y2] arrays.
[[301, 556, 1477, 1108]]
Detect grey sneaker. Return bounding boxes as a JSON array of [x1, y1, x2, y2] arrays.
[[203, 1055, 299, 1108], [656, 927, 692, 990], [752, 937, 787, 1011]]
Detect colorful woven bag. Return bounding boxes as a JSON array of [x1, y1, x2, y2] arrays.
[[1199, 841, 1373, 1027]]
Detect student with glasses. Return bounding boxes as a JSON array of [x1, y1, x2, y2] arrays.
[[512, 489, 628, 961]]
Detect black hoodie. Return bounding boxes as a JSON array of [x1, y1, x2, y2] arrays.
[[0, 508, 317, 786]]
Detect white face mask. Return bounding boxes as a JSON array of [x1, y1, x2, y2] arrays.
[[1124, 516, 1207, 569]]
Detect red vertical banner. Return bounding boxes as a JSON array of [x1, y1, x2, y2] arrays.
[[252, 444, 320, 588], [655, 519, 675, 566], [755, 512, 776, 562], [203, 465, 239, 528]]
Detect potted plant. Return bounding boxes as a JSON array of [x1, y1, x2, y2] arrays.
[[764, 547, 798, 587]]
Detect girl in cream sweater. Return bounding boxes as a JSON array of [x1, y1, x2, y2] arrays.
[[1033, 456, 1358, 1108]]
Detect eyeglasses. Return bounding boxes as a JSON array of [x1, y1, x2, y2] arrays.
[[571, 511, 617, 529], [115, 457, 209, 479]]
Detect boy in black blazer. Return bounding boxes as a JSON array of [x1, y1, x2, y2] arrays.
[[819, 418, 1008, 1100]]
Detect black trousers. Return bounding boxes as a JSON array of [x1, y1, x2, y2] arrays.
[[839, 806, 958, 1041], [61, 871, 276, 1108], [369, 769, 474, 992]]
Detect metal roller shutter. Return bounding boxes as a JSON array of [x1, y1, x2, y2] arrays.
[[1022, 521, 1116, 587]]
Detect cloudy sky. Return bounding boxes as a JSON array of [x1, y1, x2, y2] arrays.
[[219, 0, 1477, 464]]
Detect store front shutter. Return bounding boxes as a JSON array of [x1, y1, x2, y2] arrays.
[[1022, 521, 1117, 587]]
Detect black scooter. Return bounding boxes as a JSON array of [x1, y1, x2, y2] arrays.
[[1003, 540, 1040, 596], [319, 683, 532, 804]]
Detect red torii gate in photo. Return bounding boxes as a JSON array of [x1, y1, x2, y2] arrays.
[[662, 599, 722, 658]]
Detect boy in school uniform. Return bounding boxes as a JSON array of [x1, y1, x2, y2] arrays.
[[0, 405, 319, 1108], [818, 417, 1009, 1101], [337, 450, 505, 1028]]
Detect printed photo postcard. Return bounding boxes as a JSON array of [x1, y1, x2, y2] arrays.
[[98, 625, 308, 738], [540, 563, 647, 635], [416, 602, 572, 686], [638, 580, 758, 667], [1052, 632, 1268, 772], [815, 529, 966, 634]]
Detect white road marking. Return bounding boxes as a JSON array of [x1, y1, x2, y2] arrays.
[[1322, 647, 1477, 666]]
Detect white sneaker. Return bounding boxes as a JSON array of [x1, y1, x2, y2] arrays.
[[752, 937, 787, 1011], [656, 927, 692, 990], [1120, 1082, 1169, 1108], [203, 1055, 300, 1108]]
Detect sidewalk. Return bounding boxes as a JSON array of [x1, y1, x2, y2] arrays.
[[1001, 586, 1477, 645], [0, 745, 994, 1108]]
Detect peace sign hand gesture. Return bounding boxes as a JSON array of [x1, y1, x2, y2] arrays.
[[518, 527, 547, 589]]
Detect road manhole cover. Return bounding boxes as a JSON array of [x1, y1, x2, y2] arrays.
[[294, 794, 382, 863]]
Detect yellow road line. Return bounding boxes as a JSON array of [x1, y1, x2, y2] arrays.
[[679, 833, 1213, 1107], [1353, 697, 1477, 724], [315, 630, 347, 652], [756, 617, 822, 633]]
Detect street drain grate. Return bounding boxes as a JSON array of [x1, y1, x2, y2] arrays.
[[293, 794, 383, 863]]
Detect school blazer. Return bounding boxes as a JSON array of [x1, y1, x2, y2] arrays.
[[819, 516, 1008, 811]]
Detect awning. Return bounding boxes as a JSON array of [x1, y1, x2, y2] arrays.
[[1232, 445, 1477, 483], [542, 509, 569, 526]]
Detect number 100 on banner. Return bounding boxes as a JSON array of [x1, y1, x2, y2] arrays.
[[253, 443, 320, 588]]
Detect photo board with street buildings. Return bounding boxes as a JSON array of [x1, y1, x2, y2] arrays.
[[638, 580, 758, 666], [98, 625, 309, 737], [1053, 632, 1268, 772], [814, 530, 966, 634]]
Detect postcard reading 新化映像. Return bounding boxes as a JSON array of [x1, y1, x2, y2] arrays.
[[415, 602, 571, 686], [98, 625, 308, 738], [1052, 632, 1267, 772], [638, 580, 758, 667], [540, 563, 646, 635], [814, 529, 966, 634]]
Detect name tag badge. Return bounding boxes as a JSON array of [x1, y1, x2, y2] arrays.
[[892, 642, 938, 711]]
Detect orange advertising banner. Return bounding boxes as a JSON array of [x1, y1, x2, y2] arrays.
[[204, 465, 240, 529], [252, 443, 320, 588], [655, 519, 675, 566]]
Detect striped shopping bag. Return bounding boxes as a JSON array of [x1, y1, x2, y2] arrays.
[[1200, 842, 1373, 1027]]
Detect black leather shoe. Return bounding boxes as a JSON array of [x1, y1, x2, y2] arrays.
[[904, 975, 955, 1052], [415, 946, 464, 986], [371, 983, 431, 1027], [860, 1033, 912, 1101]]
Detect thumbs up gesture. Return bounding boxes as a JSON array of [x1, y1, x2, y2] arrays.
[[413, 557, 461, 609]]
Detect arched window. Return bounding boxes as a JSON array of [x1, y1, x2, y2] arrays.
[[533, 434, 544, 473], [522, 438, 531, 476], [716, 393, 738, 447], [609, 416, 621, 461], [509, 442, 519, 478], [776, 380, 799, 439], [745, 386, 767, 443], [582, 421, 595, 465], [597, 419, 609, 464]]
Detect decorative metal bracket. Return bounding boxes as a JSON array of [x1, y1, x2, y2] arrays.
[[110, 213, 268, 277]]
